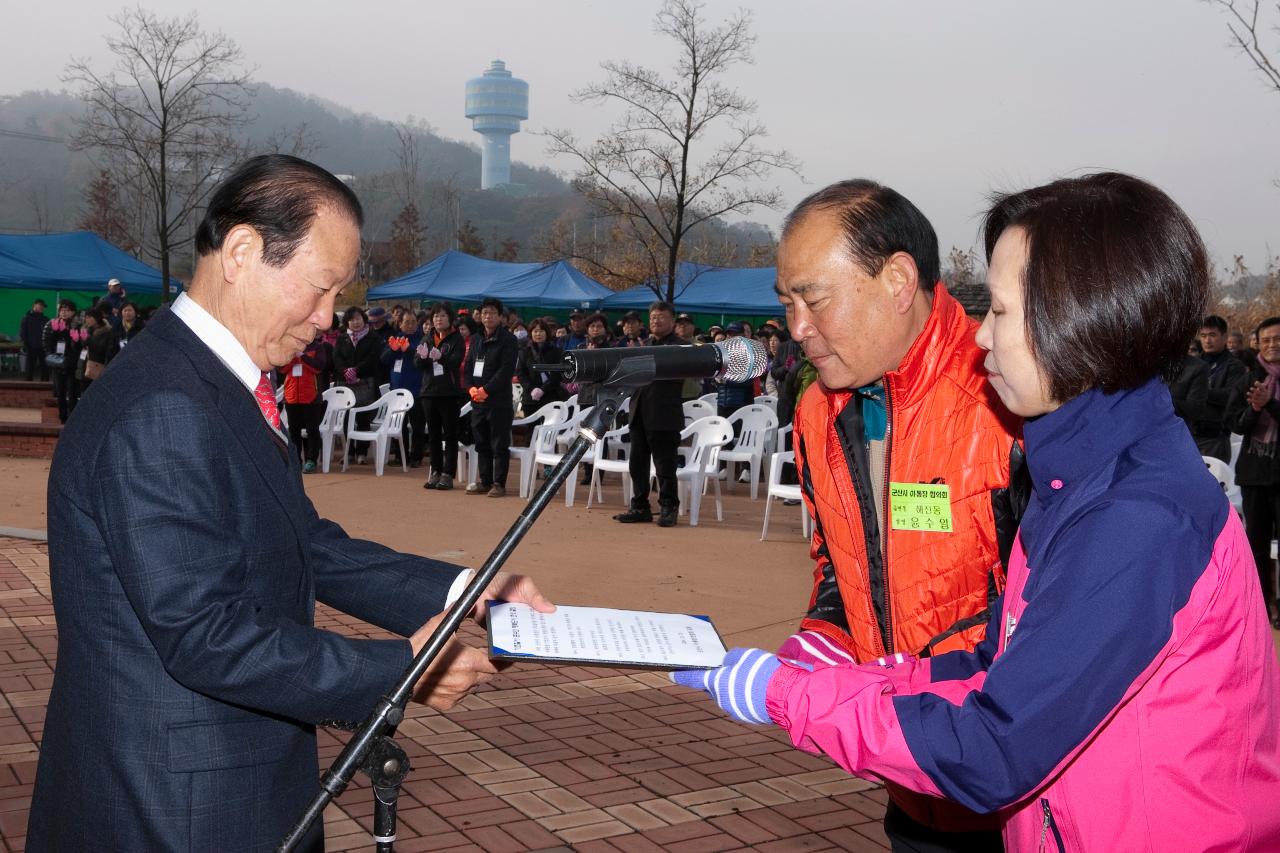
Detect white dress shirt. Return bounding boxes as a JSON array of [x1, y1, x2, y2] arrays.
[[169, 293, 474, 604]]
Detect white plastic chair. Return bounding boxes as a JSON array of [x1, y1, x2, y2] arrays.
[[719, 405, 779, 499], [697, 392, 718, 407], [754, 394, 778, 413], [683, 398, 715, 427], [317, 385, 355, 473], [457, 402, 477, 484], [513, 401, 569, 498], [343, 389, 414, 475], [762, 451, 812, 540], [1203, 455, 1243, 515], [676, 416, 734, 526], [378, 383, 390, 397], [585, 424, 634, 508], [527, 407, 593, 506]]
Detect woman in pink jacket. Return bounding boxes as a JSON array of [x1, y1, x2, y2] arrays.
[[676, 172, 1280, 851]]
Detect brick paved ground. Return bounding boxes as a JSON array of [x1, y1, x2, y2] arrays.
[[0, 538, 891, 852]]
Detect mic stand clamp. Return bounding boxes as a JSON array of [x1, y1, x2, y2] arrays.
[[277, 357, 659, 852]]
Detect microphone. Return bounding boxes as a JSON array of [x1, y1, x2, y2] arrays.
[[547, 337, 769, 384]]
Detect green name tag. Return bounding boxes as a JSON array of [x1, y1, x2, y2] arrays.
[[889, 482, 952, 532]]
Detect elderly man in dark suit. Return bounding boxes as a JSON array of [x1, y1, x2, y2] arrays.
[[614, 300, 685, 527], [28, 155, 553, 852]]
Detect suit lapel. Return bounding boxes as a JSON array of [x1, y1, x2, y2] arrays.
[[148, 311, 308, 543]]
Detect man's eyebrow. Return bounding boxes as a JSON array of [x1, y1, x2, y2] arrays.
[[776, 281, 818, 297]]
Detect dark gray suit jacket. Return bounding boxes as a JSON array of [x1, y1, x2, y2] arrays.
[[29, 309, 458, 852]]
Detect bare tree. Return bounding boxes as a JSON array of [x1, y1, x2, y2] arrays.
[[386, 122, 426, 275], [1208, 0, 1280, 92], [546, 0, 800, 302], [261, 123, 321, 158], [64, 7, 253, 301], [79, 168, 138, 253]]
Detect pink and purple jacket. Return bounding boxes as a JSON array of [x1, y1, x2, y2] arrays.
[[768, 379, 1280, 851]]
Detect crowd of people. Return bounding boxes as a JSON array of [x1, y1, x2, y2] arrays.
[[255, 296, 805, 504], [18, 279, 152, 423]]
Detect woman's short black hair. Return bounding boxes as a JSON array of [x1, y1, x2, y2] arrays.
[[982, 172, 1208, 401], [783, 179, 941, 291], [58, 299, 78, 313], [426, 302, 454, 323], [343, 306, 368, 325], [586, 312, 609, 329], [194, 154, 363, 267]]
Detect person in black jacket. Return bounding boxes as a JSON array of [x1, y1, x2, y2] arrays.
[[415, 303, 467, 490], [1230, 315, 1280, 629], [464, 297, 519, 496], [78, 306, 118, 393], [42, 300, 81, 423], [112, 302, 147, 354], [1194, 314, 1248, 461], [615, 301, 685, 527], [19, 299, 47, 381], [518, 319, 565, 409], [333, 306, 385, 463]]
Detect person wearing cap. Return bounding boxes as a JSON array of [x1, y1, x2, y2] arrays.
[[617, 310, 648, 348], [715, 322, 755, 417], [101, 278, 127, 313], [674, 314, 696, 342], [563, 310, 589, 351]]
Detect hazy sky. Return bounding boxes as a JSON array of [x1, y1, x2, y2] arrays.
[[4, 0, 1279, 272]]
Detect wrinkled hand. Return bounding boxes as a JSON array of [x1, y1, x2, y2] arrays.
[[530, 387, 544, 402], [343, 367, 358, 383], [469, 571, 555, 623], [671, 648, 792, 725], [407, 611, 498, 711], [1248, 379, 1272, 413]]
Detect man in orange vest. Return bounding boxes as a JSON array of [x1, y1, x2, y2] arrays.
[[774, 180, 1026, 852]]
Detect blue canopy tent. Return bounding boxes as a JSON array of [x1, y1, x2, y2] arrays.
[[0, 231, 180, 294], [602, 263, 780, 317], [486, 260, 613, 309], [367, 250, 542, 304], [0, 231, 182, 337]]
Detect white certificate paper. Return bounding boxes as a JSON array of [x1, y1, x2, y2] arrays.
[[488, 603, 726, 669]]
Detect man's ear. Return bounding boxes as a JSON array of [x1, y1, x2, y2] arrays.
[[219, 224, 260, 285], [882, 252, 922, 316]]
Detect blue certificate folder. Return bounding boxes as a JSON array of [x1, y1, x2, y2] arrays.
[[486, 602, 728, 670]]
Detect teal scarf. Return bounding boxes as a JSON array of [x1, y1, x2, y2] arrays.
[[857, 385, 886, 441]]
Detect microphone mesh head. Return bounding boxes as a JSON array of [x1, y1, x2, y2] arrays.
[[717, 337, 770, 382]]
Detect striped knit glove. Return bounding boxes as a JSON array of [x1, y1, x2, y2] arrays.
[[671, 648, 788, 725]]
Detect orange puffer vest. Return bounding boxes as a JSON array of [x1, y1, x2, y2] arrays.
[[793, 285, 1021, 662]]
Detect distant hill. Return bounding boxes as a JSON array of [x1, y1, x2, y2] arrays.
[[0, 84, 774, 282]]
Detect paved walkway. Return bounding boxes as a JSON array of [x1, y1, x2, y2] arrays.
[[0, 538, 892, 852]]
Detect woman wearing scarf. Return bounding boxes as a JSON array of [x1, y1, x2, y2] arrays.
[[415, 303, 467, 490], [332, 306, 385, 464], [1231, 316, 1280, 628], [517, 319, 565, 409]]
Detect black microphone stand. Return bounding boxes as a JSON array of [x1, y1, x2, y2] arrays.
[[277, 357, 657, 852]]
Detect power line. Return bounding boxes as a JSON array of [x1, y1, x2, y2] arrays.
[[0, 128, 69, 144]]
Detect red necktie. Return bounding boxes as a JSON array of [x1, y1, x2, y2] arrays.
[[254, 372, 281, 430]]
